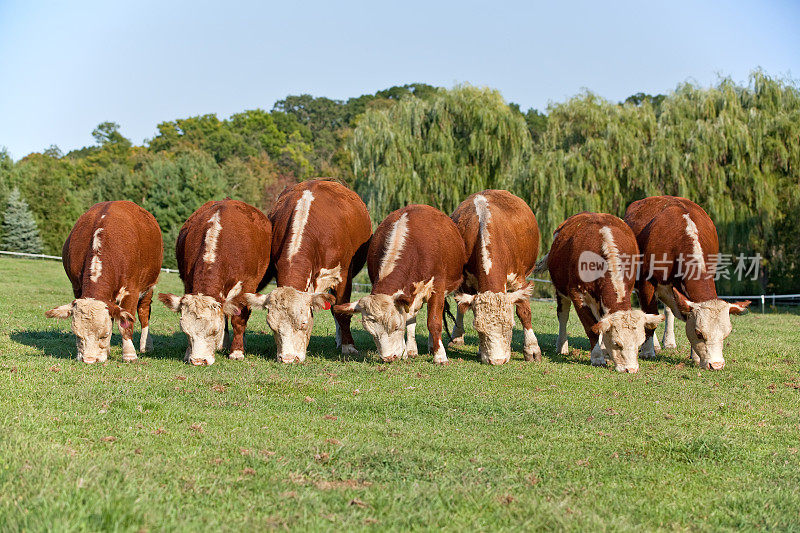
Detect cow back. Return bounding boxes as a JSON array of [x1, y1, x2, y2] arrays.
[[176, 199, 271, 296]]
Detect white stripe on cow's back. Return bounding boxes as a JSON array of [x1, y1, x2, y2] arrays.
[[682, 213, 706, 274], [90, 227, 103, 282], [474, 194, 492, 275], [203, 211, 223, 264], [378, 212, 409, 281], [599, 226, 625, 303], [287, 190, 314, 263]]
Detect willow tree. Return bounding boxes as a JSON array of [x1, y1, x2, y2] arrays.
[[349, 85, 532, 222], [524, 71, 800, 293]]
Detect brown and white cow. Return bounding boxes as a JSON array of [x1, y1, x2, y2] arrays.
[[541, 212, 663, 373], [158, 199, 271, 366], [448, 190, 542, 365], [244, 179, 371, 363], [334, 204, 467, 364], [625, 196, 750, 370], [46, 201, 163, 363]]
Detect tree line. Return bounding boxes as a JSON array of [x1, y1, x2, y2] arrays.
[[0, 72, 797, 294]]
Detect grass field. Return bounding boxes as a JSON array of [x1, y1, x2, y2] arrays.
[[1, 256, 799, 531]]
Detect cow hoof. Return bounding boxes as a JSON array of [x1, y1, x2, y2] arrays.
[[122, 355, 138, 363], [228, 350, 244, 361], [81, 357, 97, 364], [432, 357, 449, 366], [448, 337, 465, 347], [341, 344, 359, 357], [663, 343, 677, 350], [524, 346, 542, 362], [590, 359, 606, 367], [640, 350, 656, 360]]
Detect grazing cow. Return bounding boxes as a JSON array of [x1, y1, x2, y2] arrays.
[[540, 212, 663, 373], [334, 204, 467, 364], [244, 179, 371, 363], [449, 190, 542, 365], [46, 201, 162, 363], [158, 199, 271, 366], [624, 196, 750, 370]]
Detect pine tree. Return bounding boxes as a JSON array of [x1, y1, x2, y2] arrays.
[[2, 187, 44, 254]]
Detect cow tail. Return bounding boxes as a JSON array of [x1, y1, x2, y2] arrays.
[[533, 253, 549, 275]]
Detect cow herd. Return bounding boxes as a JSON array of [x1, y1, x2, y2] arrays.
[[45, 179, 750, 372]]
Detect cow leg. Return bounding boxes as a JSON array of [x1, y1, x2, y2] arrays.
[[228, 307, 250, 360], [405, 315, 418, 358], [638, 281, 659, 359], [119, 293, 138, 362], [448, 307, 466, 347], [661, 307, 677, 349], [222, 318, 230, 351], [333, 269, 359, 357], [427, 292, 448, 365], [137, 288, 154, 353], [556, 293, 571, 355], [574, 302, 604, 366], [516, 299, 541, 362]]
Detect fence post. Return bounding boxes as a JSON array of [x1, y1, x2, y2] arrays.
[[761, 294, 765, 313]]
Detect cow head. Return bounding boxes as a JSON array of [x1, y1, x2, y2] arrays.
[[454, 285, 533, 365], [673, 288, 750, 370], [46, 298, 134, 363], [334, 279, 434, 362], [592, 310, 664, 373], [245, 287, 335, 363], [159, 284, 243, 366]]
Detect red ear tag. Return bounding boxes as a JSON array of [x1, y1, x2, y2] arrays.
[[323, 301, 331, 310]]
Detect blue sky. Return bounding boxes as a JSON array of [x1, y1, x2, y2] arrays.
[[0, 0, 798, 159]]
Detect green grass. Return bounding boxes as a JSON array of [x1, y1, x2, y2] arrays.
[[1, 256, 799, 531]]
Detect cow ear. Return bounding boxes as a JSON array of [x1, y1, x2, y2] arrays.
[[311, 292, 336, 311], [333, 301, 361, 315], [454, 293, 475, 314], [45, 303, 73, 319], [672, 288, 695, 316], [158, 293, 182, 312], [393, 292, 414, 313], [508, 283, 534, 305], [108, 303, 135, 330], [644, 313, 665, 330], [729, 300, 751, 315], [222, 283, 244, 316], [399, 278, 435, 313], [244, 292, 271, 310], [591, 317, 611, 335]]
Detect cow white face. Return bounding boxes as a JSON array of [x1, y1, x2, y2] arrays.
[[46, 298, 133, 363], [454, 286, 532, 365], [335, 294, 408, 362], [246, 287, 335, 363], [159, 290, 242, 366], [593, 310, 664, 373], [334, 280, 434, 362], [674, 292, 750, 370]]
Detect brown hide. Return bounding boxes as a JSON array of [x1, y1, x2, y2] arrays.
[[268, 179, 371, 291], [370, 204, 466, 299], [548, 212, 639, 318], [452, 189, 539, 292], [624, 195, 719, 302], [176, 199, 271, 299], [62, 200, 162, 325]]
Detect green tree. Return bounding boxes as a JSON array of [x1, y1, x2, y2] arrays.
[[349, 85, 532, 222], [2, 187, 44, 253]]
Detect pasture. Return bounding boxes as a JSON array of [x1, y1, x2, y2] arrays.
[[1, 256, 799, 531]]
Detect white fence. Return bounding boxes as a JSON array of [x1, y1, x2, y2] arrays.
[[3, 250, 798, 310]]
